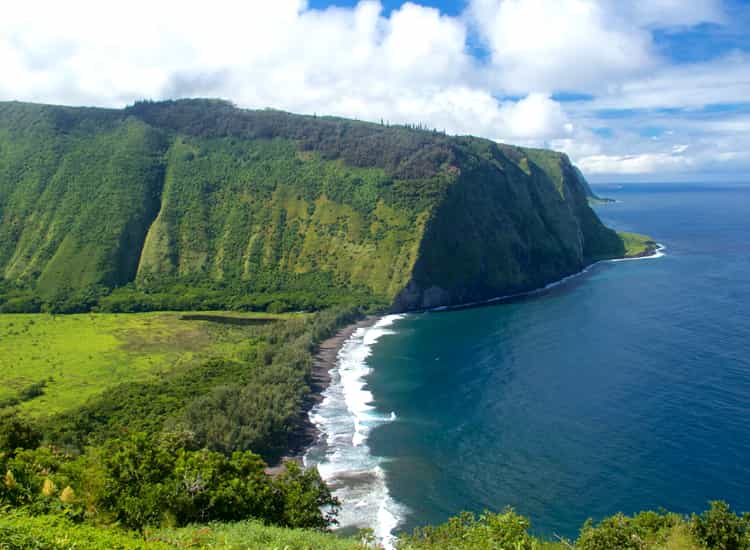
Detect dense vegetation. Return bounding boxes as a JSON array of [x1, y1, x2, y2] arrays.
[[0, 99, 632, 314], [0, 307, 361, 463], [397, 503, 750, 549], [2, 495, 748, 549], [0, 307, 367, 545], [0, 99, 672, 548]]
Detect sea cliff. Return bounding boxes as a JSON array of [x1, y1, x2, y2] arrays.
[[0, 99, 627, 312]]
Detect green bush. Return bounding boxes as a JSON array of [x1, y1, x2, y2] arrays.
[[0, 445, 81, 517], [95, 433, 337, 531], [0, 512, 366, 550], [0, 413, 42, 455], [273, 461, 339, 530], [690, 501, 750, 550], [398, 509, 539, 550], [0, 512, 174, 549], [169, 448, 278, 525], [575, 511, 678, 550]]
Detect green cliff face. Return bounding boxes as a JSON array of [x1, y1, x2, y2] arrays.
[[0, 103, 167, 296], [0, 99, 625, 311], [393, 141, 624, 309]]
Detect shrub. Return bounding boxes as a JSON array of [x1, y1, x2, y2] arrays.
[[273, 461, 339, 529], [0, 445, 81, 516], [690, 501, 750, 550], [0, 413, 42, 455], [95, 433, 337, 531], [575, 511, 678, 550], [398, 509, 538, 550], [170, 448, 276, 524]]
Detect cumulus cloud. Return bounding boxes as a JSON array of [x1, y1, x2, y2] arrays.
[[578, 152, 696, 175], [586, 53, 750, 111], [0, 0, 745, 178], [469, 0, 655, 93]]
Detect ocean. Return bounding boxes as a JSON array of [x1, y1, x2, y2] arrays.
[[305, 183, 750, 545]]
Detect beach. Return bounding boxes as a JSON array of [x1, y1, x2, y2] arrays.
[[267, 315, 379, 473], [303, 315, 406, 548]]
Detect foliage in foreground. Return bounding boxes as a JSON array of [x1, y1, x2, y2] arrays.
[[398, 503, 750, 550], [0, 307, 367, 542], [2, 502, 748, 549], [0, 512, 367, 549], [397, 510, 560, 550], [0, 431, 337, 533]]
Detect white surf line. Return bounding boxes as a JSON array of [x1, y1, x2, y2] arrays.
[[304, 315, 408, 550], [430, 244, 666, 312], [305, 244, 666, 546]]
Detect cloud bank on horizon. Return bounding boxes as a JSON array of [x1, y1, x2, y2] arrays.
[[2, 0, 749, 181]]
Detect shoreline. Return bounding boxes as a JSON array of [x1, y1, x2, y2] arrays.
[[427, 243, 666, 313], [287, 243, 665, 541], [301, 314, 406, 548], [270, 316, 378, 471], [286, 243, 666, 468]]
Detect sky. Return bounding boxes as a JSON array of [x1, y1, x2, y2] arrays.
[[2, 1, 750, 182]]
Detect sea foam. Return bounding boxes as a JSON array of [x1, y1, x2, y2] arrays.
[[305, 245, 666, 546], [304, 315, 407, 549]]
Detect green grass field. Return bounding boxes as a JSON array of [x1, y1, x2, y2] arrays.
[[0, 513, 368, 550], [618, 231, 658, 257], [0, 311, 296, 417]]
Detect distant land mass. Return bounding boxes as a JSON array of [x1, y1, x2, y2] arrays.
[[574, 166, 616, 204], [0, 99, 649, 314]]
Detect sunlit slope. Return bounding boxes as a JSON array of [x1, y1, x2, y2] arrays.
[[135, 137, 426, 299], [0, 99, 627, 310], [0, 102, 166, 295]]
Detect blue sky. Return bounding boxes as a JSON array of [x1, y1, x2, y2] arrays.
[[2, 0, 750, 181]]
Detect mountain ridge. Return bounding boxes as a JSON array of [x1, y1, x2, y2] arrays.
[[0, 99, 630, 312]]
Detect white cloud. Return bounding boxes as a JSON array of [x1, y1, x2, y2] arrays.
[[499, 93, 573, 140], [578, 152, 695, 174], [588, 53, 750, 111], [624, 0, 725, 27], [469, 0, 655, 93], [0, 0, 746, 178], [0, 0, 572, 143]]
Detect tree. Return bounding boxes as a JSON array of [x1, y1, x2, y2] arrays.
[[273, 461, 340, 530]]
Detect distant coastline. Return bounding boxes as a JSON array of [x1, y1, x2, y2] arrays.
[[425, 243, 664, 314]]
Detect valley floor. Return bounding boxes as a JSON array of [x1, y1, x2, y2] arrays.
[[0, 311, 295, 417]]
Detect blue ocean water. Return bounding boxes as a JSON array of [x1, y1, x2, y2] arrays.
[[356, 183, 750, 539]]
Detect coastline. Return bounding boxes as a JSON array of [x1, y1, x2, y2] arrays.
[[302, 314, 406, 548], [276, 316, 379, 469], [427, 243, 665, 313], [289, 242, 666, 465], [291, 243, 665, 541]]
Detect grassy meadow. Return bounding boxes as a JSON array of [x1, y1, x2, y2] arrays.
[[0, 311, 295, 417], [618, 231, 658, 257]]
